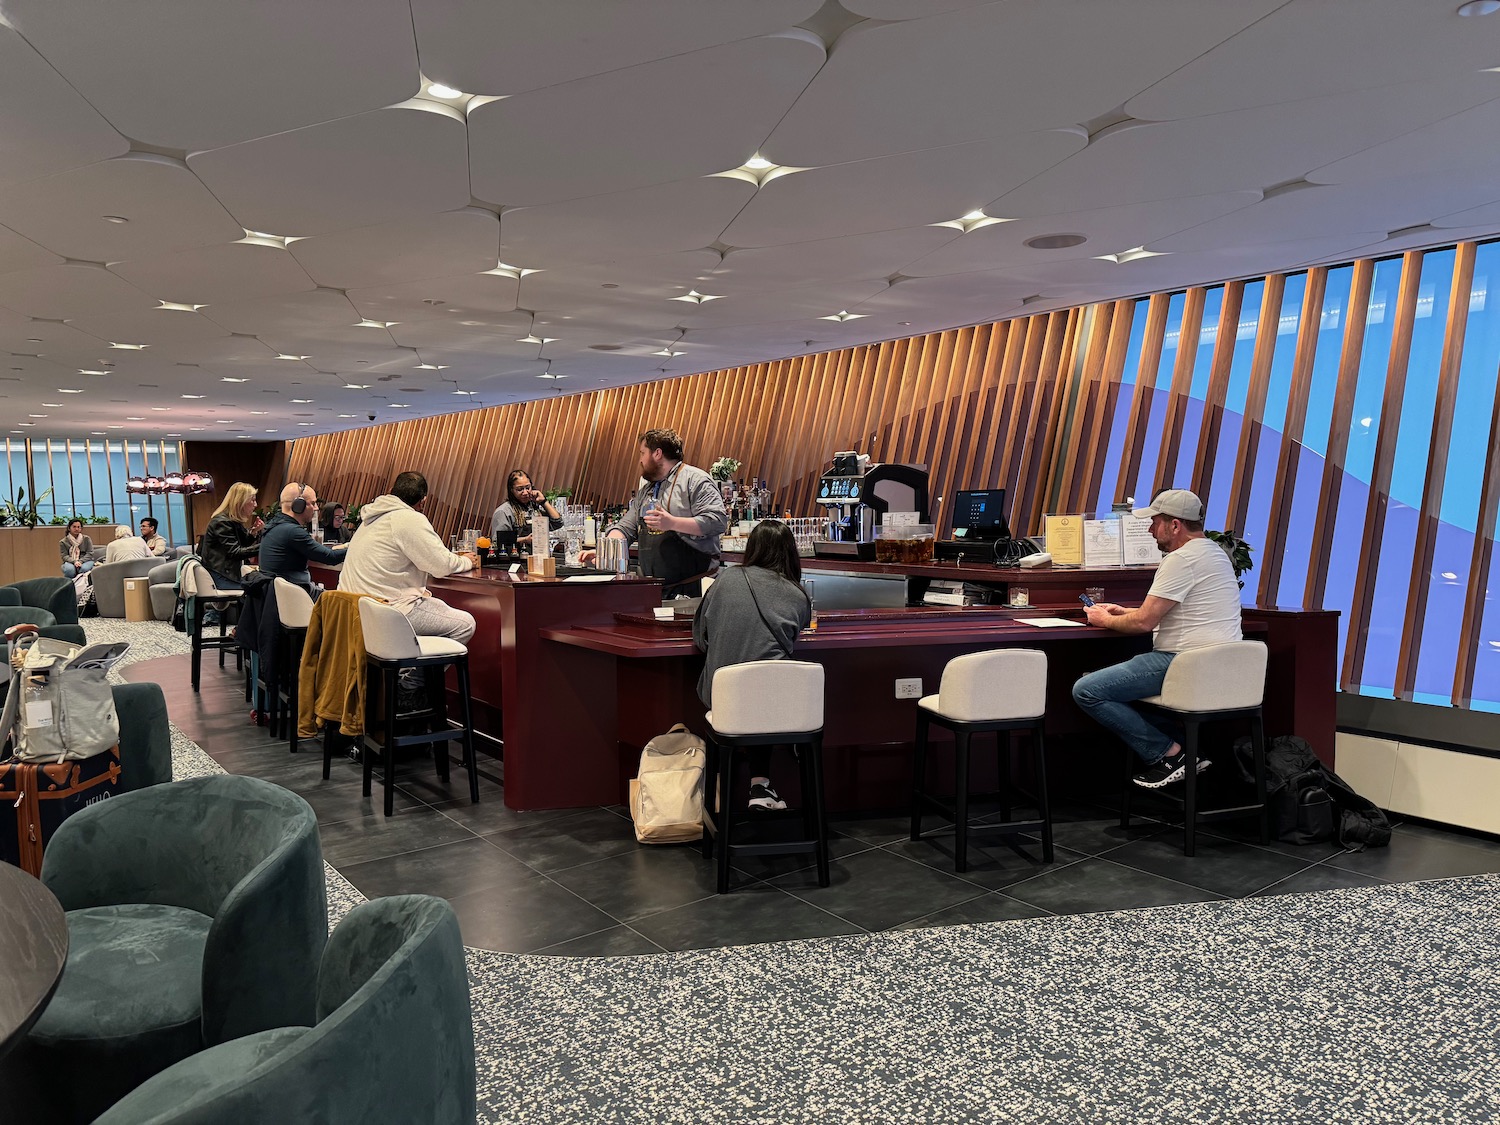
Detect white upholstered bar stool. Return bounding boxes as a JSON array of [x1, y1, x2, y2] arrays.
[[1120, 640, 1270, 857], [180, 558, 244, 692], [356, 599, 479, 816], [910, 649, 1052, 873], [700, 660, 827, 895], [272, 578, 315, 752]]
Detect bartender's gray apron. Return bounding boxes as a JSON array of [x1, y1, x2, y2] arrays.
[[636, 471, 715, 597]]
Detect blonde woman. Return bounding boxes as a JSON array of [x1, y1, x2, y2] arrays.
[[201, 482, 263, 591]]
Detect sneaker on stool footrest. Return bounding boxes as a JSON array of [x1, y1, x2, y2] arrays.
[[747, 782, 787, 811], [1133, 754, 1211, 789]]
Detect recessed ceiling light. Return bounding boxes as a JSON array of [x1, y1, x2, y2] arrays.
[[108, 425, 123, 429], [389, 403, 409, 408], [426, 82, 466, 99], [1093, 245, 1167, 264], [652, 348, 685, 357], [343, 383, 371, 390], [151, 406, 170, 411], [452, 390, 477, 395], [483, 262, 543, 280], [250, 410, 269, 415], [59, 388, 84, 393], [236, 229, 300, 249], [1459, 1, 1500, 14], [215, 419, 233, 423], [109, 342, 149, 350], [819, 310, 867, 323], [165, 433, 180, 437], [156, 300, 206, 312], [712, 153, 807, 188], [18, 422, 34, 426], [103, 215, 129, 224], [237, 435, 254, 438], [276, 354, 310, 361], [181, 394, 204, 399], [516, 334, 558, 344], [90, 431, 105, 435], [265, 429, 278, 433], [220, 376, 248, 383], [1027, 233, 1089, 250], [79, 370, 109, 376], [41, 402, 61, 407], [125, 416, 144, 421], [290, 398, 313, 404], [414, 363, 450, 370], [671, 290, 723, 304], [354, 319, 398, 329], [537, 372, 568, 380], [338, 414, 358, 418], [934, 209, 1011, 234], [188, 427, 203, 430], [27, 414, 46, 418], [297, 422, 315, 426]]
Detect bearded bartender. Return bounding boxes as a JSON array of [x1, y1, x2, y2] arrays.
[[581, 427, 728, 597]]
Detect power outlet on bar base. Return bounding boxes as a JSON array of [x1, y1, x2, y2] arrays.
[[895, 678, 923, 700]]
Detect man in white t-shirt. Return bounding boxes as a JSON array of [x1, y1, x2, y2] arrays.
[[1071, 489, 1242, 789]]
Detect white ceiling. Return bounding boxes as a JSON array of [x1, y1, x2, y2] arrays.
[[1, 0, 1499, 440]]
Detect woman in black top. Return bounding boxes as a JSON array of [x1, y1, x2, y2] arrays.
[[320, 501, 351, 543], [200, 481, 263, 590], [693, 520, 812, 810]]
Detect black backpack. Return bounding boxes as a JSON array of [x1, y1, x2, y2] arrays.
[[1234, 734, 1391, 850]]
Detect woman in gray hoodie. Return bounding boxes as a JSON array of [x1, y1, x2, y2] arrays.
[[693, 520, 812, 811]]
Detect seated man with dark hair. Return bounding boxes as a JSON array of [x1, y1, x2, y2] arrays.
[[139, 516, 168, 556], [338, 471, 480, 642]]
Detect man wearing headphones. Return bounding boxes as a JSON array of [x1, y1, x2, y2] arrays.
[[258, 481, 348, 594]]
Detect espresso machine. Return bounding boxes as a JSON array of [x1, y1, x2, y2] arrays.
[[812, 451, 930, 559]]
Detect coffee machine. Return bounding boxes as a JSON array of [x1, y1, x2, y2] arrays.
[[812, 451, 930, 559]]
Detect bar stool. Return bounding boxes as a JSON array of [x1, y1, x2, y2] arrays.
[[700, 661, 827, 895], [355, 599, 480, 816], [910, 649, 1052, 872], [180, 559, 244, 692], [1120, 640, 1270, 856], [273, 578, 315, 752]]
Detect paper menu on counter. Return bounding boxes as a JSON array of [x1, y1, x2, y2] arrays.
[[1043, 515, 1085, 566], [1083, 519, 1123, 567], [1121, 513, 1162, 566], [1014, 617, 1086, 628]]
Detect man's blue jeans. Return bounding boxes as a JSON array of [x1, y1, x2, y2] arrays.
[[1072, 651, 1181, 764]]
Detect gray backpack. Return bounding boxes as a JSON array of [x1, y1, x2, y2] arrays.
[[0, 636, 129, 764]]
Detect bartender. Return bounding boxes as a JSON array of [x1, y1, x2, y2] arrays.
[[581, 427, 728, 597], [491, 469, 562, 549]]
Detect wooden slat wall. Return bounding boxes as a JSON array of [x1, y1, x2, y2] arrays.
[[288, 239, 1500, 708]]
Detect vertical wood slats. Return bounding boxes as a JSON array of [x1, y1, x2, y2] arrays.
[[1343, 250, 1425, 690], [1397, 242, 1476, 699], [1304, 258, 1375, 611], [1114, 293, 1172, 504], [1453, 343, 1500, 707], [1224, 274, 1286, 537], [1257, 267, 1327, 606], [1190, 279, 1246, 500], [1154, 286, 1208, 492]]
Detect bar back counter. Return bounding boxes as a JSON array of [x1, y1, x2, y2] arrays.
[[314, 559, 1336, 812]]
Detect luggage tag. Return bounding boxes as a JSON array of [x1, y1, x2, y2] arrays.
[[24, 699, 54, 730]]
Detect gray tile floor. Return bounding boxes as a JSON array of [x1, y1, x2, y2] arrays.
[[165, 655, 1500, 957]]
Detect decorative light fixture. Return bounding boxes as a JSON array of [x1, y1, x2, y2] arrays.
[[126, 476, 147, 494], [354, 319, 398, 329], [711, 153, 808, 188], [426, 81, 466, 99], [236, 229, 300, 249], [103, 215, 129, 224], [59, 388, 84, 393], [483, 262, 543, 280], [517, 312, 557, 344], [276, 354, 310, 361], [1094, 245, 1168, 264], [819, 310, 867, 322], [670, 290, 723, 304], [221, 376, 248, 383], [163, 471, 185, 492], [932, 209, 1011, 234], [155, 300, 206, 312], [78, 369, 109, 376], [108, 342, 150, 350], [414, 363, 450, 370], [343, 383, 371, 389], [654, 329, 687, 357]]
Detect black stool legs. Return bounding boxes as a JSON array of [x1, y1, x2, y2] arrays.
[[701, 732, 828, 895]]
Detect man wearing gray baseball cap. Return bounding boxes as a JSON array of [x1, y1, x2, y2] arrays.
[[1071, 488, 1243, 788]]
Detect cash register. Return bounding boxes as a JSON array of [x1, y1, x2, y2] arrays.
[[935, 488, 1012, 561]]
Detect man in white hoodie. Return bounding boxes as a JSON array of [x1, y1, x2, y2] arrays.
[[338, 471, 480, 643]]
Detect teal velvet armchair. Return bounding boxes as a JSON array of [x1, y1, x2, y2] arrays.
[[3, 575, 80, 625], [94, 895, 478, 1125], [1, 775, 327, 1123], [0, 604, 86, 646]]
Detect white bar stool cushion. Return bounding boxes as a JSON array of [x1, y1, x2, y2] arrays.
[[359, 598, 467, 662], [919, 649, 1047, 723], [1139, 641, 1268, 713], [709, 660, 823, 735], [272, 577, 315, 629], [417, 635, 467, 659], [182, 559, 243, 600]]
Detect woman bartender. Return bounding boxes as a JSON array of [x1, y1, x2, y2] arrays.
[[490, 469, 562, 549]]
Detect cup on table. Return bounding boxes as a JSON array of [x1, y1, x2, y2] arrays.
[[565, 533, 583, 567], [1008, 587, 1030, 608]]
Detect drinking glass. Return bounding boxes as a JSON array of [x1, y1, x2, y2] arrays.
[[804, 578, 818, 631], [1009, 586, 1030, 608], [565, 532, 583, 567]]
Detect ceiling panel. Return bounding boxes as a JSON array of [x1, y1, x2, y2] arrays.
[[763, 0, 1282, 167], [0, 261, 153, 321], [1152, 174, 1500, 254], [854, 269, 1032, 327], [711, 227, 959, 290], [188, 103, 471, 237], [1128, 0, 1500, 121], [0, 154, 242, 261], [0, 27, 128, 188], [204, 287, 359, 337], [904, 192, 1261, 277], [2, 0, 419, 150], [61, 308, 230, 346], [469, 34, 824, 207], [995, 73, 1500, 218], [666, 280, 889, 331], [109, 242, 316, 306], [0, 224, 64, 275], [290, 209, 500, 290], [411, 0, 821, 95], [843, 0, 994, 18], [723, 129, 1085, 247], [346, 273, 523, 327], [499, 178, 756, 263], [1309, 96, 1500, 186]]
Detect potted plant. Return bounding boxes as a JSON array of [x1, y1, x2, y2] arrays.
[[1205, 529, 1255, 589], [709, 457, 741, 482], [1, 486, 53, 527]]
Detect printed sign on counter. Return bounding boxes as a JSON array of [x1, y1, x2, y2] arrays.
[[1122, 513, 1162, 566], [1044, 514, 1085, 567], [1083, 519, 1124, 567]]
